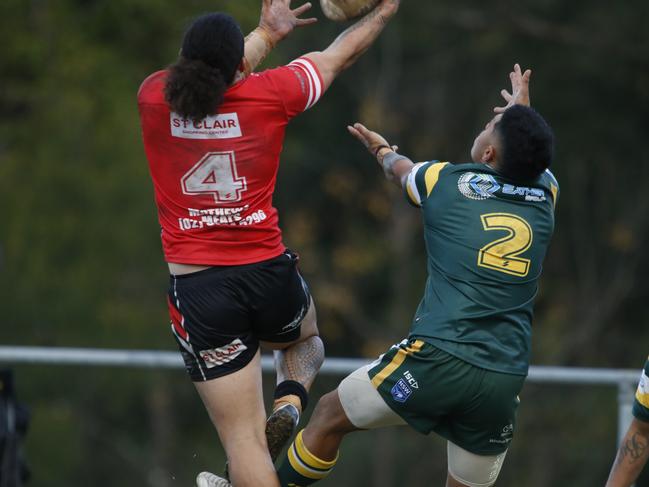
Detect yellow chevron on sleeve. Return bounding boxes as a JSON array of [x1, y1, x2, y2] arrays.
[[550, 183, 558, 207], [425, 162, 449, 196], [406, 181, 418, 205], [637, 371, 649, 408], [636, 390, 649, 409], [371, 340, 424, 388]]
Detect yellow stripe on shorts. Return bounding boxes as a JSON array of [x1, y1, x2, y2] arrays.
[[371, 340, 424, 388]]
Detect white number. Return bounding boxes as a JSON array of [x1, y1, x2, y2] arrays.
[[239, 210, 267, 226], [181, 152, 247, 203]]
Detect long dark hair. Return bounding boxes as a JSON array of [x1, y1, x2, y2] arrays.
[[165, 13, 244, 122]]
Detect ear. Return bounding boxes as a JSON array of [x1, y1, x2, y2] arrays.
[[481, 145, 497, 163]]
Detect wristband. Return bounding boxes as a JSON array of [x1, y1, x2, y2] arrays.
[[242, 26, 276, 76], [373, 144, 392, 157], [251, 25, 276, 49], [381, 151, 405, 178]]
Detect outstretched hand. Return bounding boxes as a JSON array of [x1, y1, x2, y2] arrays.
[[347, 123, 397, 157], [259, 0, 317, 45], [494, 63, 532, 114]]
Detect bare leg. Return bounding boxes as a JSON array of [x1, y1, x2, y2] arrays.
[[263, 300, 325, 411], [261, 300, 324, 461], [302, 389, 358, 460], [194, 351, 279, 487], [446, 473, 471, 487]]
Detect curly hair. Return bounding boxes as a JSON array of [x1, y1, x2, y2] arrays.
[[495, 105, 555, 182], [165, 13, 244, 122]]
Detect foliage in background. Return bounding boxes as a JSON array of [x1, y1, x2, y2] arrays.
[[1, 0, 648, 485]]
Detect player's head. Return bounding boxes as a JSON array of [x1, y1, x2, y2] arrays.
[[471, 105, 554, 181], [165, 13, 244, 121]]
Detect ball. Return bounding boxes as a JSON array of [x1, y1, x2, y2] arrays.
[[320, 0, 381, 22]]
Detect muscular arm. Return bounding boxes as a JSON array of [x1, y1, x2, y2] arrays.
[[606, 418, 649, 487], [302, 0, 399, 90]]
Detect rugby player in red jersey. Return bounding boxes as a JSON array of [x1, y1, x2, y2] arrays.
[[137, 1, 400, 486]]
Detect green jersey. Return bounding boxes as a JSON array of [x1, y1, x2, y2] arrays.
[[403, 161, 558, 375]]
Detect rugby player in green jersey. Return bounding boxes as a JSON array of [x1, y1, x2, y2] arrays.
[[606, 357, 649, 487], [277, 64, 557, 487]]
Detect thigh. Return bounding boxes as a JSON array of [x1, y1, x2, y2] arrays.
[[250, 250, 312, 344], [447, 441, 508, 487], [367, 339, 467, 434], [194, 350, 266, 437], [445, 370, 525, 456], [338, 365, 407, 429], [194, 351, 280, 486], [168, 269, 259, 382]]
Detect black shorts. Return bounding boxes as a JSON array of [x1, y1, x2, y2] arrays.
[[167, 250, 311, 381]]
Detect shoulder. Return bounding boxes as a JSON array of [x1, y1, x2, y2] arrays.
[[137, 70, 167, 105], [404, 161, 452, 207]]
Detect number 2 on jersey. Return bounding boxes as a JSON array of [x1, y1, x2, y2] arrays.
[[478, 213, 533, 277], [181, 151, 247, 203]]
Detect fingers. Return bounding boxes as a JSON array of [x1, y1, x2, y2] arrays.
[[292, 1, 312, 16], [347, 125, 370, 148], [352, 122, 375, 139], [295, 17, 318, 26], [500, 89, 512, 102]]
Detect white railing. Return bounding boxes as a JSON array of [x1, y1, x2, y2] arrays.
[[0, 346, 640, 447]]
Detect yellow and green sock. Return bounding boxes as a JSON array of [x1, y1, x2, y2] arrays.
[[277, 430, 338, 487]]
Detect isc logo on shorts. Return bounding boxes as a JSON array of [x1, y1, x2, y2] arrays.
[[391, 379, 412, 403], [199, 339, 248, 368]]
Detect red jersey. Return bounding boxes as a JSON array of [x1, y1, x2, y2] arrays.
[[138, 58, 324, 266]]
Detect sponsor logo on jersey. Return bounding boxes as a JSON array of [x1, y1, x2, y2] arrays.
[[170, 112, 242, 139], [391, 378, 412, 403], [458, 173, 501, 200], [199, 339, 248, 368], [458, 172, 547, 202], [501, 184, 546, 202]]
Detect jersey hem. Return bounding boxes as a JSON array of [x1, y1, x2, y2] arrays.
[[411, 335, 529, 377], [164, 246, 286, 267]]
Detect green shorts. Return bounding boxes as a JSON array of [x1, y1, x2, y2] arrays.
[[633, 358, 649, 423], [367, 338, 526, 455]]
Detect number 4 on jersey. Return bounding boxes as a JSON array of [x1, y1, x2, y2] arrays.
[[181, 151, 247, 203]]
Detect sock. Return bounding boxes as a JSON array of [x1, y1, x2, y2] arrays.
[[277, 430, 338, 487], [274, 380, 308, 412]]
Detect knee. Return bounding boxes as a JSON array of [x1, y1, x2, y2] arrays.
[[309, 390, 351, 435]]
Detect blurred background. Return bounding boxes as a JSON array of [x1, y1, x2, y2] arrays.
[[1, 0, 649, 485]]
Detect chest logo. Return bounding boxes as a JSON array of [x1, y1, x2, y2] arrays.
[[458, 172, 501, 200]]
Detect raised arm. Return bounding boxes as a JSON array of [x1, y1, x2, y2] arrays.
[[493, 63, 532, 113], [243, 0, 317, 76], [302, 0, 400, 90], [347, 122, 413, 188], [605, 418, 649, 487]]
